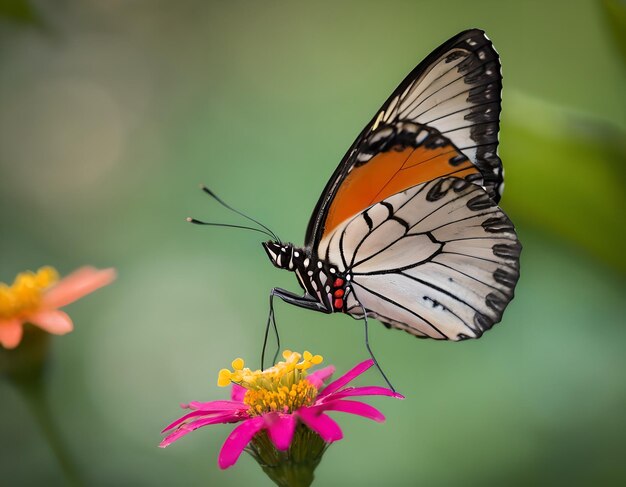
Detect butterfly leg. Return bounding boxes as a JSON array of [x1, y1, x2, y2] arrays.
[[261, 288, 330, 369], [270, 287, 331, 312], [261, 290, 280, 369], [357, 300, 397, 393]]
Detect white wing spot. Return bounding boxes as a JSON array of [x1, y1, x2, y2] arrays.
[[294, 251, 300, 258], [304, 258, 310, 268], [372, 110, 385, 131], [416, 130, 429, 144], [317, 262, 323, 269]]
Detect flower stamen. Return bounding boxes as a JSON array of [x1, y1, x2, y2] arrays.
[[244, 378, 318, 415], [0, 267, 59, 320], [217, 350, 323, 414]]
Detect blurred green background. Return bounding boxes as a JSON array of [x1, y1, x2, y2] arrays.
[[1, 0, 625, 485]]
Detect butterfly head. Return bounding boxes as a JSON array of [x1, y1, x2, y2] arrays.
[[263, 241, 295, 270]]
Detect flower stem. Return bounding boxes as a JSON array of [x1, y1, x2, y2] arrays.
[[10, 374, 83, 486], [1, 327, 83, 486], [247, 426, 329, 487]]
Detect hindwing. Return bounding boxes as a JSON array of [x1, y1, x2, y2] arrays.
[[318, 177, 520, 340]]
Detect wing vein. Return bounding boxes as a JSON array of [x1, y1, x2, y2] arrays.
[[352, 282, 448, 338]]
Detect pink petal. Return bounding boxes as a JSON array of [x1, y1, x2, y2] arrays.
[[297, 408, 343, 443], [29, 309, 73, 335], [186, 400, 246, 411], [312, 399, 385, 422], [0, 319, 24, 349], [307, 365, 335, 388], [160, 412, 241, 447], [43, 267, 116, 309], [231, 384, 247, 402], [265, 413, 296, 451], [218, 416, 265, 469], [161, 406, 246, 433], [326, 386, 404, 401], [318, 359, 374, 399], [161, 410, 217, 433]]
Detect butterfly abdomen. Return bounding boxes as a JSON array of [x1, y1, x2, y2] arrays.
[[291, 251, 351, 314]]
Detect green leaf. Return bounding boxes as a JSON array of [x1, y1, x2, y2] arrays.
[[0, 0, 38, 25], [602, 0, 626, 65], [501, 93, 626, 273]]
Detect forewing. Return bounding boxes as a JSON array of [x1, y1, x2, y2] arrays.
[[305, 29, 503, 248], [319, 178, 520, 340]]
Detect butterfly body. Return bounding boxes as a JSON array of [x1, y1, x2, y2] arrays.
[[261, 29, 520, 345], [263, 241, 350, 314]]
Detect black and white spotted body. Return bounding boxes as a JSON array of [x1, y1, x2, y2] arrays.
[[262, 242, 351, 313]]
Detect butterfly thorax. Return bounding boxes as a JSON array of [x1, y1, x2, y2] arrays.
[[262, 241, 349, 313]]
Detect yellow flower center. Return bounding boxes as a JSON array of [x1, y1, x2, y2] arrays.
[[0, 267, 59, 320], [218, 350, 323, 415], [244, 378, 318, 415]]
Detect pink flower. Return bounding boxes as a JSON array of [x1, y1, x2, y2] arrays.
[[0, 266, 116, 349], [160, 351, 403, 469]]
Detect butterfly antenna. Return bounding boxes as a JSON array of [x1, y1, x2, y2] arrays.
[[200, 185, 281, 242], [186, 218, 276, 239], [359, 301, 396, 393]]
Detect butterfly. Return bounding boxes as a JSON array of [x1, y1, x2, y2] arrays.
[[191, 29, 521, 377], [260, 29, 521, 346]]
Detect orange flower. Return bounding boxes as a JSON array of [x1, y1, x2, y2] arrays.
[[0, 266, 116, 349]]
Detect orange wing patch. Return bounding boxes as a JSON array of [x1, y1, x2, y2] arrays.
[[323, 143, 479, 237]]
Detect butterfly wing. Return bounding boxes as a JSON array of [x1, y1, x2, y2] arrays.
[[305, 29, 503, 249], [318, 177, 520, 340]]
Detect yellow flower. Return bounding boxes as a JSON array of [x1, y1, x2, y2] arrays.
[[0, 266, 116, 349], [217, 350, 323, 415]]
